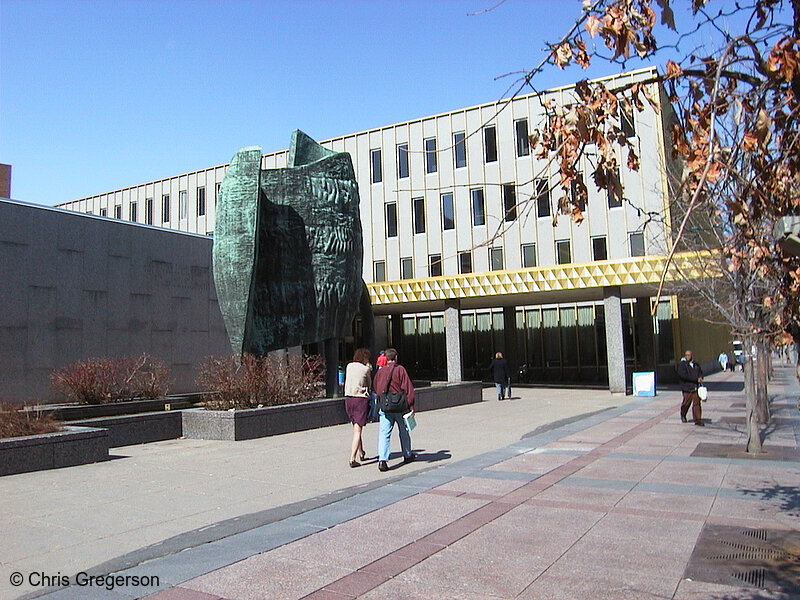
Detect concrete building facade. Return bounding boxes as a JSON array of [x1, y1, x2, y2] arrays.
[[55, 67, 729, 392]]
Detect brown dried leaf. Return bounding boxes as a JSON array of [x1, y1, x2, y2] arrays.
[[665, 60, 683, 79], [553, 43, 573, 68], [585, 14, 603, 37]]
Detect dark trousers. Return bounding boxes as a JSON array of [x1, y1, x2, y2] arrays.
[[681, 391, 702, 423]]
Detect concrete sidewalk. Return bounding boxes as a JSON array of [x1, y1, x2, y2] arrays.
[[3, 367, 799, 599]]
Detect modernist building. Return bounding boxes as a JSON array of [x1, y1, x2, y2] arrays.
[[58, 67, 727, 392]]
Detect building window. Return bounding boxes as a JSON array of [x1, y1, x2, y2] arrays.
[[429, 254, 442, 277], [197, 187, 206, 216], [425, 137, 437, 173], [397, 143, 409, 179], [145, 198, 153, 225], [100, 208, 107, 217], [629, 232, 645, 257], [521, 243, 537, 268], [413, 197, 425, 234], [592, 236, 608, 261], [400, 257, 413, 280], [453, 131, 467, 168], [536, 178, 550, 217], [374, 260, 386, 282], [471, 188, 485, 226], [459, 251, 472, 274], [515, 119, 530, 157], [114, 205, 122, 220], [484, 125, 497, 163], [162, 194, 170, 223], [607, 169, 623, 208], [215, 183, 221, 208], [556, 239, 572, 264], [620, 107, 636, 138], [490, 247, 504, 271], [129, 201, 137, 222], [179, 190, 188, 220], [386, 202, 397, 238], [371, 149, 382, 183], [441, 192, 455, 230], [571, 175, 586, 212], [503, 184, 517, 221]]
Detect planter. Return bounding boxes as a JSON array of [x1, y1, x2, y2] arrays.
[[71, 411, 183, 447], [0, 426, 109, 476], [25, 395, 202, 422], [182, 382, 484, 441]]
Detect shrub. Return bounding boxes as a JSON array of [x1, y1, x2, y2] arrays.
[[197, 353, 325, 410], [0, 404, 60, 439], [50, 354, 171, 404]]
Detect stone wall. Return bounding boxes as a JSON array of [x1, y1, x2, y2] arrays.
[[0, 199, 230, 403]]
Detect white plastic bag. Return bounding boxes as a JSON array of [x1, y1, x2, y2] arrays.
[[697, 385, 708, 401]]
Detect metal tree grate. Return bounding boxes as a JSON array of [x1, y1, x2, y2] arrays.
[[684, 525, 800, 593]]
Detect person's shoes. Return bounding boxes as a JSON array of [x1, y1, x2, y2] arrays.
[[695, 421, 705, 426], [358, 452, 367, 462], [349, 460, 360, 468], [498, 395, 503, 401], [403, 453, 416, 465], [378, 461, 389, 472], [681, 416, 688, 423]]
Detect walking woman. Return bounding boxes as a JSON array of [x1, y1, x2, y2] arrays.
[[344, 348, 372, 467]]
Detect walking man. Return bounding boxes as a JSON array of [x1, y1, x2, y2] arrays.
[[677, 349, 704, 426], [373, 348, 416, 472]]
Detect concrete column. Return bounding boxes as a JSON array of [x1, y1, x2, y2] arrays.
[[603, 287, 626, 394], [502, 305, 519, 377], [634, 297, 656, 371], [444, 301, 463, 382]]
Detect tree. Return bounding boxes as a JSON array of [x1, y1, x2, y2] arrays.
[[508, 0, 800, 452]]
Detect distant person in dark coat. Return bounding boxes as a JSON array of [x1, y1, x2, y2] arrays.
[[677, 349, 704, 426], [489, 352, 511, 401]]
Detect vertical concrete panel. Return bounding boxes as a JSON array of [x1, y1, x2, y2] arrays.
[[445, 302, 462, 382], [603, 286, 626, 394]]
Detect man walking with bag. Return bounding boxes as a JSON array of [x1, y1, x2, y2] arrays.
[[373, 348, 416, 472], [677, 349, 704, 426]]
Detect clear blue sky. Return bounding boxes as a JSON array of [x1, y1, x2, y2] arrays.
[[2, 0, 667, 206]]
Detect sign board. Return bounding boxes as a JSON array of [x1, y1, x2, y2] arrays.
[[632, 371, 656, 396]]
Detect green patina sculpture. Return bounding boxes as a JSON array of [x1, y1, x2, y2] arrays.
[[213, 131, 371, 358]]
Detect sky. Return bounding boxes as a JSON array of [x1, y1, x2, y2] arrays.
[[1, 0, 676, 206]]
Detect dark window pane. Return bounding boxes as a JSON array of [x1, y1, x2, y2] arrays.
[[515, 119, 530, 157], [129, 202, 137, 222], [397, 144, 409, 179], [522, 243, 537, 268], [425, 137, 437, 173], [429, 254, 442, 277], [454, 132, 467, 168], [630, 232, 645, 256], [374, 261, 386, 282], [413, 197, 425, 234], [484, 126, 497, 163], [401, 257, 413, 279], [386, 202, 397, 237], [371, 149, 382, 183], [556, 240, 571, 264], [536, 178, 550, 217], [162, 194, 170, 223], [620, 107, 635, 138], [471, 188, 485, 226], [100, 208, 107, 217], [441, 193, 455, 230], [459, 251, 472, 274], [490, 247, 504, 270], [114, 205, 121, 219], [145, 198, 153, 225], [197, 187, 206, 216], [592, 236, 608, 261], [503, 184, 517, 221]]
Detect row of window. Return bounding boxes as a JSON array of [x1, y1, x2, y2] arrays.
[[384, 177, 623, 239], [88, 184, 220, 224], [373, 232, 646, 281], [370, 120, 533, 184], [370, 111, 635, 184]]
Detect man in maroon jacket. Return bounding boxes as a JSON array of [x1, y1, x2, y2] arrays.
[[373, 348, 415, 472]]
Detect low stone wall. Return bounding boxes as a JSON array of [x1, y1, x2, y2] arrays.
[[71, 411, 183, 447], [183, 382, 483, 441], [0, 426, 109, 476]]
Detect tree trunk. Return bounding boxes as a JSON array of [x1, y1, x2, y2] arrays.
[[744, 350, 763, 453], [754, 339, 771, 424]]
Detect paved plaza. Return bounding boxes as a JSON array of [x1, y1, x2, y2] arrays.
[[2, 367, 799, 600]]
